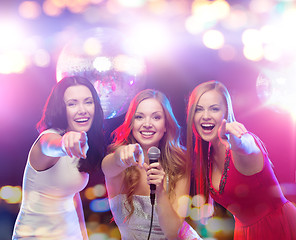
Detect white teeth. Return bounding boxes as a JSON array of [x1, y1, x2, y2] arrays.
[[76, 118, 88, 122], [201, 123, 214, 127], [141, 131, 154, 136], [201, 123, 215, 131]]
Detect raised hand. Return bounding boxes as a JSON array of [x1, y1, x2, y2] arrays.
[[117, 143, 144, 168], [61, 131, 89, 159], [218, 119, 248, 149]]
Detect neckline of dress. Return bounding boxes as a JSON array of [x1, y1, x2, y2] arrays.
[[208, 146, 231, 195]]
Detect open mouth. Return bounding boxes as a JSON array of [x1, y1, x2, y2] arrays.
[[75, 117, 89, 123], [140, 131, 155, 136], [201, 123, 215, 131]]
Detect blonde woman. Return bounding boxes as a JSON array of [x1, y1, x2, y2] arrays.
[[186, 80, 296, 240], [102, 89, 201, 239]]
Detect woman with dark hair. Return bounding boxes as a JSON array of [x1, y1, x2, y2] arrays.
[[12, 76, 105, 240], [186, 80, 296, 240], [102, 89, 201, 239]]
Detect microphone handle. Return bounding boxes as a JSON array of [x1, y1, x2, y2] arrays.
[[149, 158, 158, 191], [149, 159, 158, 205]]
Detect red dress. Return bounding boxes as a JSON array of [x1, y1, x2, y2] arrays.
[[209, 136, 296, 240]]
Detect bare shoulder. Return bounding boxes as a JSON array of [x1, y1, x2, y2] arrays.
[[29, 134, 60, 171]]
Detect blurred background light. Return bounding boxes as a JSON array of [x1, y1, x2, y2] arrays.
[[203, 30, 225, 50], [177, 195, 191, 218], [93, 184, 107, 197], [85, 187, 97, 200], [1, 0, 296, 77], [84, 37, 103, 56], [190, 203, 214, 222], [42, 0, 64, 16], [249, 0, 275, 14], [221, 7, 248, 30], [0, 51, 27, 74], [242, 29, 262, 47], [33, 49, 51, 68], [0, 22, 25, 50], [118, 0, 147, 8], [89, 198, 110, 213], [125, 21, 172, 58], [0, 186, 22, 204], [192, 194, 206, 208], [18, 1, 42, 19], [93, 57, 112, 72], [84, 184, 107, 200], [206, 217, 234, 235], [243, 44, 264, 61]]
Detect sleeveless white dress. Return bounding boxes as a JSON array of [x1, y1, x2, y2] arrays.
[[12, 129, 89, 240]]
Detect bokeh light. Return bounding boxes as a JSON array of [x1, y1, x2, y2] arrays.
[[203, 30, 225, 50], [177, 195, 191, 218], [89, 198, 110, 212], [42, 0, 63, 16], [249, 0, 274, 14], [93, 184, 107, 197], [33, 49, 51, 67], [186, 194, 214, 223], [18, 1, 42, 19], [84, 184, 106, 200], [117, 0, 147, 8], [206, 217, 234, 235], [1, 0, 296, 76], [0, 185, 22, 204], [192, 194, 206, 208], [124, 21, 172, 58], [221, 8, 248, 30]]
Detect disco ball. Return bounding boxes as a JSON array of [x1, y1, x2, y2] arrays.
[[56, 27, 147, 119], [256, 69, 293, 113], [256, 71, 273, 103]]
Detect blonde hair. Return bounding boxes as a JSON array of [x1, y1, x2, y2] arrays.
[[109, 89, 189, 219], [186, 80, 235, 200]]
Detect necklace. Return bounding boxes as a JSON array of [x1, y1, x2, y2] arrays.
[[208, 148, 231, 195]]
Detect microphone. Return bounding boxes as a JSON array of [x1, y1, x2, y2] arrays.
[[147, 146, 161, 205]]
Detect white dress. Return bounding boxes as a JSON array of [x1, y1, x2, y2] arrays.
[[12, 129, 89, 240]]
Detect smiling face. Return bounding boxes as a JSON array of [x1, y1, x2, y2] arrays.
[[64, 85, 95, 132], [132, 98, 166, 151], [193, 89, 227, 143]]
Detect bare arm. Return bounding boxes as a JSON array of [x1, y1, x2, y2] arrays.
[[101, 144, 144, 197], [30, 131, 89, 171], [74, 192, 88, 240], [101, 144, 144, 178]]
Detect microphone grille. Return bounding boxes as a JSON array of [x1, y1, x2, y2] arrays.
[[147, 146, 160, 159]]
